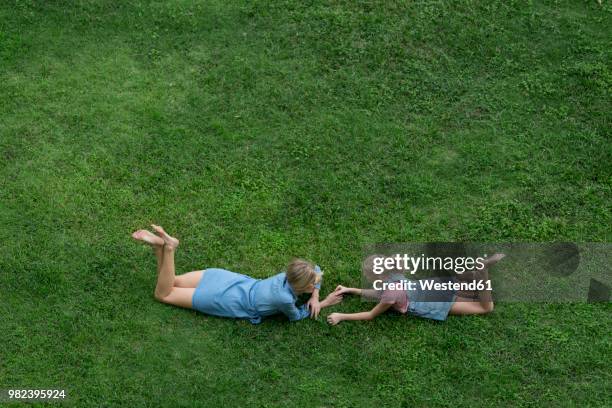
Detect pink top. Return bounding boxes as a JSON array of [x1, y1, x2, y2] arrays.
[[380, 287, 408, 314]]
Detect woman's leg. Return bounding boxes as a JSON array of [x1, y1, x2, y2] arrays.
[[131, 229, 165, 274], [155, 244, 177, 299], [132, 226, 195, 308], [174, 270, 205, 288], [153, 245, 164, 275], [150, 225, 195, 309], [156, 286, 195, 309], [154, 245, 194, 309]]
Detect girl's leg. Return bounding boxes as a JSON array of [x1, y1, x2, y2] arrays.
[[450, 267, 494, 314], [449, 296, 493, 315], [449, 254, 504, 315]]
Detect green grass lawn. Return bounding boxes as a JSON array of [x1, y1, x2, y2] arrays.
[[1, 0, 611, 406]]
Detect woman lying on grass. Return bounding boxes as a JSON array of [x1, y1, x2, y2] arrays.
[[326, 253, 505, 326], [132, 225, 342, 324]]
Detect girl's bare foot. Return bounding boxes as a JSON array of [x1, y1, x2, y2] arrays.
[[150, 224, 179, 249], [131, 230, 165, 246], [468, 253, 506, 282], [458, 253, 505, 288], [482, 253, 506, 267]]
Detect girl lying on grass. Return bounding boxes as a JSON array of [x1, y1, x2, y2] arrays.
[[132, 225, 342, 324], [326, 253, 505, 326]]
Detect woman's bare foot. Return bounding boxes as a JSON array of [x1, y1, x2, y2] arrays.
[[131, 229, 164, 246], [151, 224, 179, 249]]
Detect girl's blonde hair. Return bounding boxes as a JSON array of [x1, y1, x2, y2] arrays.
[[286, 258, 321, 292], [362, 254, 388, 281]]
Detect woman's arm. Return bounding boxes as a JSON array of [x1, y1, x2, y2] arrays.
[[306, 266, 324, 318], [326, 302, 392, 325], [280, 301, 310, 322], [308, 288, 345, 318], [319, 291, 343, 308]]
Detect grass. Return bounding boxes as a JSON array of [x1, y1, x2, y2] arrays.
[[1, 0, 610, 406]]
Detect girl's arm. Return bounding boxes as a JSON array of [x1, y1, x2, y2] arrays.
[[326, 302, 392, 325], [335, 285, 379, 301]]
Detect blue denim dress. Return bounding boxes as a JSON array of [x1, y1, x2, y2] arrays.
[[191, 266, 322, 324]]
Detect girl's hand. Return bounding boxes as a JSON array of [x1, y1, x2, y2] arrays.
[[327, 313, 342, 325], [334, 285, 352, 295]]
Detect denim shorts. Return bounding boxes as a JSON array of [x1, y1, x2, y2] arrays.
[[406, 277, 457, 321]]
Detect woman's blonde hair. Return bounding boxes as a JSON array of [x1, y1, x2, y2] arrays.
[[286, 258, 321, 292]]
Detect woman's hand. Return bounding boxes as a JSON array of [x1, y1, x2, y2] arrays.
[[306, 297, 322, 319], [327, 313, 343, 325]]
